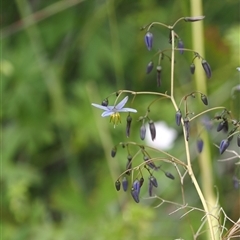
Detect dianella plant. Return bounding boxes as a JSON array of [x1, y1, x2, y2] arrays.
[[92, 16, 240, 240]]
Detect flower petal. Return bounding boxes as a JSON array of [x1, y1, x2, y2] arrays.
[[101, 111, 114, 117], [91, 103, 109, 111], [115, 96, 128, 109], [118, 107, 137, 113]]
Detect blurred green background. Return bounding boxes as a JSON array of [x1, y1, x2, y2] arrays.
[[1, 0, 240, 239]]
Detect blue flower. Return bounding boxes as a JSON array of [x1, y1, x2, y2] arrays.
[[91, 96, 137, 127]]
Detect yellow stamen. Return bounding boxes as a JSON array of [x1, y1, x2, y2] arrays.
[[110, 112, 121, 127]]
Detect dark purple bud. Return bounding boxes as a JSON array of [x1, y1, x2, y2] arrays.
[[149, 120, 156, 141], [131, 180, 141, 203], [148, 180, 153, 196], [184, 118, 190, 141], [146, 61, 154, 74], [223, 121, 229, 133], [139, 177, 144, 187], [237, 135, 240, 147], [156, 66, 162, 87], [131, 187, 140, 203], [165, 172, 175, 180], [122, 176, 128, 192], [126, 115, 132, 138], [145, 32, 153, 51], [201, 59, 211, 79], [143, 156, 159, 170], [178, 39, 184, 54], [219, 139, 230, 154], [111, 147, 117, 157], [101, 98, 108, 106], [190, 63, 195, 74], [149, 176, 158, 187], [197, 138, 204, 153], [133, 179, 141, 194], [184, 16, 205, 22], [140, 124, 146, 140], [125, 158, 132, 176], [201, 94, 208, 106], [175, 110, 182, 126], [115, 180, 121, 191], [217, 121, 227, 132]]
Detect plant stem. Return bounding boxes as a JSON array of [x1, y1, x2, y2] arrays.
[[170, 21, 216, 240]]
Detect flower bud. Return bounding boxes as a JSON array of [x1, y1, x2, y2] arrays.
[[219, 139, 230, 154], [115, 180, 121, 191], [190, 63, 195, 74], [201, 59, 212, 79], [111, 146, 117, 158], [184, 16, 205, 22], [149, 120, 156, 141], [139, 177, 144, 187], [237, 134, 240, 147], [131, 187, 140, 203], [178, 39, 184, 54], [101, 98, 108, 106], [165, 172, 175, 180], [217, 121, 227, 132], [144, 32, 153, 51], [140, 124, 146, 140], [122, 176, 128, 192], [197, 138, 204, 153], [143, 156, 159, 170], [184, 118, 190, 141], [156, 66, 162, 87], [148, 180, 153, 196], [125, 158, 132, 175], [175, 110, 182, 126], [201, 94, 208, 106], [126, 115, 132, 138], [149, 176, 158, 187], [146, 61, 154, 74]]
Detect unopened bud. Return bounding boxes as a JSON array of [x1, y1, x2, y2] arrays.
[[115, 180, 121, 191], [190, 63, 195, 74], [111, 146, 117, 158], [149, 120, 156, 141], [144, 32, 153, 51], [149, 176, 158, 187], [219, 139, 230, 154], [201, 94, 208, 105], [175, 110, 182, 126], [201, 59, 212, 79], [126, 115, 132, 138], [122, 176, 128, 192], [146, 61, 154, 74], [197, 138, 204, 153], [165, 172, 175, 180], [140, 124, 146, 140], [101, 99, 108, 106]]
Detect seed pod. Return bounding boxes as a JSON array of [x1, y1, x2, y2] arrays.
[[111, 146, 117, 158], [140, 124, 146, 140], [122, 176, 128, 192], [149, 120, 156, 141], [149, 176, 158, 187], [201, 59, 212, 79], [201, 94, 208, 106], [146, 61, 154, 74], [156, 66, 162, 87], [184, 118, 190, 141], [197, 138, 204, 153], [237, 134, 240, 147], [148, 180, 153, 197], [139, 177, 144, 187], [144, 32, 153, 51], [184, 16, 205, 22], [175, 110, 182, 126], [115, 180, 121, 191], [190, 63, 195, 74], [219, 139, 230, 154], [178, 39, 184, 54], [165, 172, 175, 180], [101, 98, 108, 106], [126, 115, 132, 138]]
